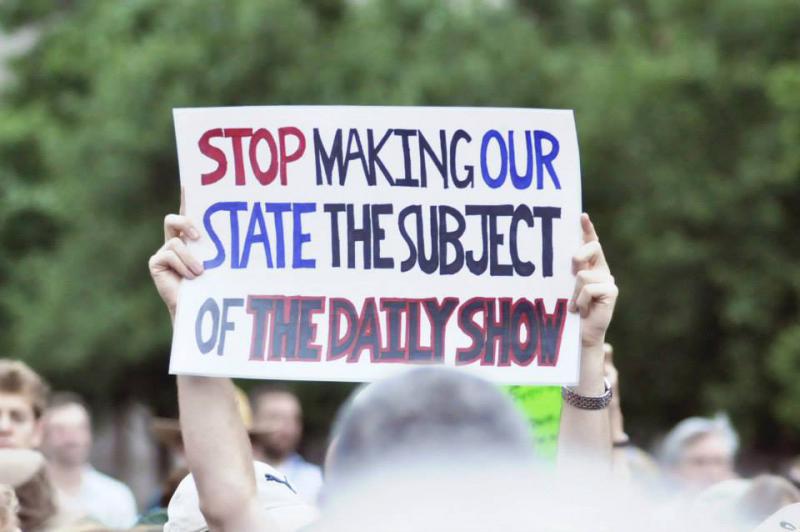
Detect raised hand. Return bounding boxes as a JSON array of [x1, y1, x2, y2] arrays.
[[570, 213, 618, 349], [148, 192, 204, 318]]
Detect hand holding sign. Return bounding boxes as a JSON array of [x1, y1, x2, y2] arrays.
[[570, 213, 617, 349], [148, 192, 204, 319], [556, 216, 617, 468]]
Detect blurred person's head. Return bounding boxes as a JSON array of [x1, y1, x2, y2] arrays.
[[0, 449, 57, 531], [251, 385, 303, 462], [311, 459, 661, 532], [41, 393, 92, 469], [315, 461, 570, 532], [0, 360, 49, 450], [325, 367, 534, 490], [659, 414, 738, 491]]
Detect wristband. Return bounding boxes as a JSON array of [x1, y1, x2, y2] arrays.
[[561, 379, 613, 410]]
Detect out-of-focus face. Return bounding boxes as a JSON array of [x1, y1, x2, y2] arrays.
[[675, 432, 736, 490], [41, 404, 92, 467], [253, 392, 302, 460], [0, 393, 41, 449]]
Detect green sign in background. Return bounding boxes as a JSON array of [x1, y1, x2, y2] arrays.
[[505, 386, 562, 461]]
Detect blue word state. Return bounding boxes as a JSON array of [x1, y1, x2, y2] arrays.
[[203, 201, 316, 270]]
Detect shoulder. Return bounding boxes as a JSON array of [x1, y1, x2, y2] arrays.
[[84, 468, 135, 500], [287, 455, 322, 482], [288, 454, 322, 473], [284, 456, 323, 499]]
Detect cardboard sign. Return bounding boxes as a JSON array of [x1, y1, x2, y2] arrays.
[[170, 106, 582, 384]]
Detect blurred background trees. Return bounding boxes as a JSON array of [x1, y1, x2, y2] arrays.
[[1, 0, 799, 463]]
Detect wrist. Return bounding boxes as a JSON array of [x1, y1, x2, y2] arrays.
[[575, 345, 605, 395], [580, 337, 606, 350], [562, 378, 613, 410]]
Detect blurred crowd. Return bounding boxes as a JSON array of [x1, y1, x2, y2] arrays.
[[2, 350, 800, 531], [0, 360, 325, 530]]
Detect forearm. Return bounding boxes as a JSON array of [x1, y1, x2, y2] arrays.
[[177, 375, 256, 526], [556, 343, 612, 472], [153, 210, 267, 529]]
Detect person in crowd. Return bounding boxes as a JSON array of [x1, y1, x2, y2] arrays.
[[40, 392, 138, 528], [691, 474, 800, 531], [322, 366, 537, 489], [140, 385, 260, 526], [250, 385, 323, 502], [164, 461, 317, 532], [0, 360, 49, 450], [0, 361, 71, 529], [737, 475, 800, 526], [659, 413, 739, 492], [148, 204, 618, 530], [0, 448, 66, 530]]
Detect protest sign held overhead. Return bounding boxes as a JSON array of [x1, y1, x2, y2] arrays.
[[170, 106, 583, 384]]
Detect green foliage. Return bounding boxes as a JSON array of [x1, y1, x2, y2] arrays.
[[1, 0, 799, 451]]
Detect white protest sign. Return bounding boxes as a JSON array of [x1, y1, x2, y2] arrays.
[[170, 106, 582, 384]]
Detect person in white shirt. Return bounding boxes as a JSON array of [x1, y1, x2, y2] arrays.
[[40, 393, 138, 528], [250, 385, 323, 503]]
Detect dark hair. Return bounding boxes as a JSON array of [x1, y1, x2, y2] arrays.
[[0, 360, 50, 419], [249, 383, 297, 409], [47, 391, 91, 414], [160, 467, 190, 508], [15, 466, 57, 531]]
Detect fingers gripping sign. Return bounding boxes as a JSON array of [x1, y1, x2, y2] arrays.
[[569, 213, 618, 348], [149, 190, 204, 318]]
